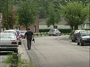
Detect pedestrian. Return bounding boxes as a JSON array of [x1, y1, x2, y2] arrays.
[[24, 28, 34, 50]]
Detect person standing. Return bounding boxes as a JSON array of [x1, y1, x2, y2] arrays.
[[25, 28, 34, 50]]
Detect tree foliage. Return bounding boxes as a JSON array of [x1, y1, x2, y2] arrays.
[[46, 1, 61, 27], [61, 1, 88, 30], [17, 1, 39, 29], [1, 0, 89, 30], [85, 3, 90, 21], [2, 0, 16, 29]]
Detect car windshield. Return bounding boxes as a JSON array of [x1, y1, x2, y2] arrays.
[[0, 33, 15, 38], [75, 30, 85, 33], [4, 31, 16, 35], [81, 31, 90, 36]]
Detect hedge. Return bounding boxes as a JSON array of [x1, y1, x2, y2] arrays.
[[39, 29, 72, 33], [58, 29, 72, 33], [84, 29, 90, 30]]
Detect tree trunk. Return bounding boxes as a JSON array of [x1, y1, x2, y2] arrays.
[[19, 26, 20, 30], [6, 27, 8, 30], [25, 24, 28, 30], [70, 25, 73, 30], [9, 25, 13, 29], [74, 25, 78, 30]]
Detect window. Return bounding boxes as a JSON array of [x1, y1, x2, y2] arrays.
[[54, 26, 58, 28]]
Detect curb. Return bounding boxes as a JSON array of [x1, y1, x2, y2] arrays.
[[18, 39, 30, 66]]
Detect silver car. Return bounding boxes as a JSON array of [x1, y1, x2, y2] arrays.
[[0, 33, 18, 53], [48, 29, 61, 36], [3, 30, 21, 45], [77, 31, 90, 46], [71, 30, 85, 42]]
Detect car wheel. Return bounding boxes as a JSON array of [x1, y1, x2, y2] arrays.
[[18, 42, 21, 45], [14, 48, 18, 54], [77, 42, 80, 45], [72, 40, 74, 42], [80, 42, 84, 46], [49, 34, 51, 36], [72, 40, 75, 42]]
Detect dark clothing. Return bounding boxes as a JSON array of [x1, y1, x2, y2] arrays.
[[27, 39, 32, 49], [25, 31, 33, 50], [25, 31, 33, 40]]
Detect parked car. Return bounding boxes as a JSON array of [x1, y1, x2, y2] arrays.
[[19, 30, 26, 38], [3, 29, 21, 45], [0, 33, 19, 53], [48, 29, 61, 36], [77, 31, 90, 46], [71, 30, 85, 42]]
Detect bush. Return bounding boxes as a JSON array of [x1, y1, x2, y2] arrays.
[[84, 29, 90, 30], [39, 29, 50, 32], [58, 29, 72, 33]]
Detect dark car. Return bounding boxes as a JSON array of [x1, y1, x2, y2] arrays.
[[71, 30, 85, 42], [77, 31, 90, 46]]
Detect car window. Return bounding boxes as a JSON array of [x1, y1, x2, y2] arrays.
[[0, 33, 15, 38], [81, 32, 90, 36], [56, 29, 59, 32], [75, 30, 85, 33], [4, 31, 16, 35]]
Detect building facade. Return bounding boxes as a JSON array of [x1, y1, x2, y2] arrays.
[[0, 13, 2, 32], [0, 4, 39, 33], [14, 19, 39, 33]]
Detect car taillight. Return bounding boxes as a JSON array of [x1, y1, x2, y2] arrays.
[[73, 34, 78, 36], [16, 36, 18, 38], [11, 42, 17, 44]]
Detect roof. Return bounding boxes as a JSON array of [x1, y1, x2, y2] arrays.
[[39, 18, 68, 25], [39, 18, 90, 25], [84, 20, 90, 24]]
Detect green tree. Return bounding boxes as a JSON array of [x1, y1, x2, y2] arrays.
[[2, 0, 16, 29], [46, 1, 61, 28], [85, 3, 90, 21], [61, 1, 88, 30], [17, 1, 39, 29]]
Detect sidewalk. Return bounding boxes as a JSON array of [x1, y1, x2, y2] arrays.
[[18, 39, 30, 66]]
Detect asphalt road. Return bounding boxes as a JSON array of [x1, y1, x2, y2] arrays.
[[24, 35, 90, 67]]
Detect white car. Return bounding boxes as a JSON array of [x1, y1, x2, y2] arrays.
[[3, 29, 21, 45], [0, 33, 19, 53], [48, 29, 61, 36], [3, 29, 20, 37]]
